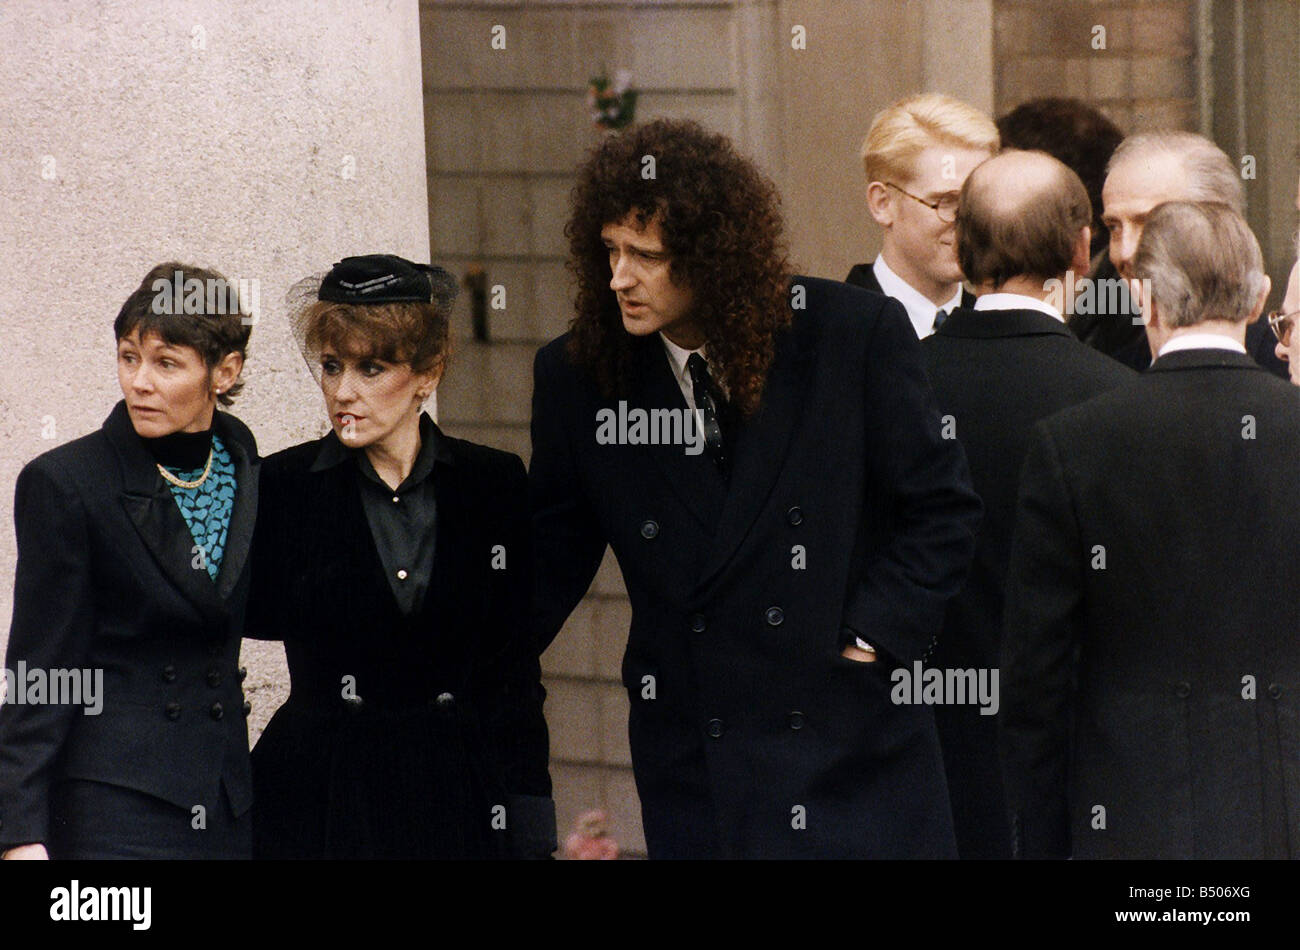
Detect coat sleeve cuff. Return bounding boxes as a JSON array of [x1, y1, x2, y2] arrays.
[[507, 794, 557, 859]]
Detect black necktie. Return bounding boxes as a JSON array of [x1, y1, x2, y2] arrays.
[[687, 353, 727, 472], [934, 308, 949, 331]]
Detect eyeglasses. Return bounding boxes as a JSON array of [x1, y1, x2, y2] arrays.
[[1268, 309, 1300, 346], [884, 182, 960, 223]]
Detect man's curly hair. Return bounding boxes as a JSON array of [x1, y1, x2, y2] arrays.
[[565, 118, 791, 416]]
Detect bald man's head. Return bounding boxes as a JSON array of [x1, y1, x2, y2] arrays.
[[957, 149, 1092, 288]]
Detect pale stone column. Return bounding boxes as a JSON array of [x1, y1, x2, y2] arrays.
[[0, 0, 430, 737]]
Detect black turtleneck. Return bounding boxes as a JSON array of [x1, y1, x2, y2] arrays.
[[144, 424, 215, 470]]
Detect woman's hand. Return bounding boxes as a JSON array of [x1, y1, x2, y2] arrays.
[[2, 843, 49, 860]]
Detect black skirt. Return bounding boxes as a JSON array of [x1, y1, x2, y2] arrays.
[[251, 694, 507, 860]]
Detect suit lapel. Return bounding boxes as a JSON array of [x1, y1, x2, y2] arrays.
[[420, 444, 468, 630], [695, 321, 814, 590], [213, 414, 258, 600], [107, 402, 227, 618]]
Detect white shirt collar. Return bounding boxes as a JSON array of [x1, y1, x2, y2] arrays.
[[660, 332, 718, 408], [873, 255, 963, 339], [1157, 332, 1247, 358], [973, 292, 1065, 323], [660, 332, 705, 386]]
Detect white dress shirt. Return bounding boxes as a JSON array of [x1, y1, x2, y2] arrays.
[[973, 292, 1066, 323], [1156, 332, 1247, 358], [873, 255, 964, 339]]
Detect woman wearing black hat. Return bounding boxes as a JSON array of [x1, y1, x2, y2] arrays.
[[0, 262, 258, 859], [246, 255, 555, 859]]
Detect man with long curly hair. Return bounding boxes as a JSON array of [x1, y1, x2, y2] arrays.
[[530, 118, 982, 858]]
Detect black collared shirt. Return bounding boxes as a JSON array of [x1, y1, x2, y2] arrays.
[[310, 412, 448, 616]]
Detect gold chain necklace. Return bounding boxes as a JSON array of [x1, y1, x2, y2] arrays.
[[157, 447, 214, 490]]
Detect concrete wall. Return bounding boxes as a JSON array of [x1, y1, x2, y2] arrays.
[[994, 0, 1200, 130], [0, 0, 431, 739]]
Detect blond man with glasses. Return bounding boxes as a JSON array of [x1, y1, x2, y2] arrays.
[[846, 93, 998, 338]]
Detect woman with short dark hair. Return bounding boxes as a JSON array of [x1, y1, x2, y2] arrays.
[[0, 262, 258, 859], [246, 254, 554, 859]]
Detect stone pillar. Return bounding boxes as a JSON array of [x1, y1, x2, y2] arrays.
[[0, 0, 430, 737]]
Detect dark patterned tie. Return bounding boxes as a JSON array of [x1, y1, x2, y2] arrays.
[[687, 353, 727, 472], [934, 308, 949, 331]]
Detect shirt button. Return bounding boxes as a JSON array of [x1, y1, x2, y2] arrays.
[[787, 506, 803, 526], [640, 520, 659, 540], [690, 614, 707, 633], [392, 495, 400, 504], [765, 606, 784, 627], [706, 718, 724, 738], [397, 569, 408, 581]]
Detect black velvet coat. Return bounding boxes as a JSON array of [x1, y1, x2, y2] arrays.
[[245, 421, 554, 859]]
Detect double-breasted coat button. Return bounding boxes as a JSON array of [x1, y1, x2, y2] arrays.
[[342, 695, 365, 713], [165, 702, 181, 720], [787, 506, 803, 526], [436, 692, 455, 709], [210, 702, 224, 720], [690, 614, 707, 633], [162, 665, 176, 683], [640, 520, 659, 540], [706, 718, 724, 738], [1268, 683, 1283, 699], [206, 670, 222, 688], [242, 700, 252, 717], [788, 711, 805, 730], [238, 666, 248, 682], [765, 606, 784, 627], [1174, 681, 1191, 698]]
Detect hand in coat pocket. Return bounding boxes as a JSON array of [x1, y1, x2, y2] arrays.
[[840, 644, 878, 663]]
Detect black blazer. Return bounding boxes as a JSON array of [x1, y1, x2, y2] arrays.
[[845, 261, 977, 316], [1001, 348, 1300, 858], [0, 401, 257, 851], [245, 423, 554, 859], [920, 307, 1135, 858], [531, 276, 982, 858]]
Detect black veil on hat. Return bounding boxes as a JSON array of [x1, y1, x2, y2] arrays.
[[286, 254, 458, 384]]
